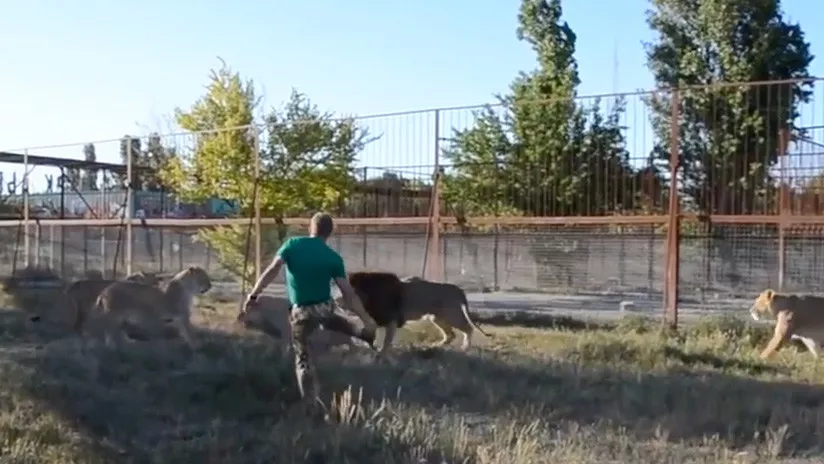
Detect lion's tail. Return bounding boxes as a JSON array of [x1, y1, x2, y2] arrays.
[[461, 292, 493, 338]]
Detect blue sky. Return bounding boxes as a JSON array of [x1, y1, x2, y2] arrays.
[[1, 0, 823, 192]]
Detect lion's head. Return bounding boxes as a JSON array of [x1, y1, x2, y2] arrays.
[[172, 266, 212, 294], [750, 289, 778, 321]]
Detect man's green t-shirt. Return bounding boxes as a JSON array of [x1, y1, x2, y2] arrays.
[[277, 236, 346, 306]]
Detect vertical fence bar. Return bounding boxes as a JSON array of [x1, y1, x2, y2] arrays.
[[34, 222, 40, 267], [22, 149, 29, 268], [82, 224, 88, 272], [253, 125, 262, 281], [425, 109, 442, 282], [777, 127, 790, 292], [493, 159, 500, 291], [177, 233, 183, 270], [361, 166, 368, 269], [125, 141, 133, 275], [101, 174, 106, 274], [49, 224, 55, 269], [664, 89, 681, 329]]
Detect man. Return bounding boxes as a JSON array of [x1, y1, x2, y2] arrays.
[[242, 212, 378, 414]]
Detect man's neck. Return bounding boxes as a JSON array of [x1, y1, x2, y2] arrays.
[[310, 234, 327, 242]]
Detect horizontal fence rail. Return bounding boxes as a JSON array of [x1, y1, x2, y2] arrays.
[[2, 79, 824, 328]]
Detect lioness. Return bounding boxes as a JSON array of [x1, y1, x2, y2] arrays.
[[749, 288, 824, 359], [28, 270, 163, 330], [236, 295, 365, 353], [88, 266, 212, 347]]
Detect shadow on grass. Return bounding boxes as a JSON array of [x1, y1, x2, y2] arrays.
[[475, 311, 611, 331], [330, 345, 823, 455], [1, 318, 478, 462], [2, 309, 823, 461]]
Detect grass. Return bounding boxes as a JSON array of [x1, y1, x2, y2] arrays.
[[0, 294, 823, 463]]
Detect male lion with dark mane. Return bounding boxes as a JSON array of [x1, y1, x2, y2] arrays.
[[339, 272, 492, 352], [338, 271, 405, 354], [749, 288, 824, 359]]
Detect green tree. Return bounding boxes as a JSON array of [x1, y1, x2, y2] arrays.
[[142, 133, 176, 191], [81, 143, 98, 191], [645, 0, 814, 214], [260, 89, 374, 218], [443, 0, 643, 219], [160, 61, 374, 283], [441, 108, 517, 218]]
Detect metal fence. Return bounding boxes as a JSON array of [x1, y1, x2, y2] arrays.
[[3, 78, 824, 327]]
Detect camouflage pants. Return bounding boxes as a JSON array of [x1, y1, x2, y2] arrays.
[[290, 300, 367, 408]]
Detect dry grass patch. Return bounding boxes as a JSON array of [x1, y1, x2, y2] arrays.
[[0, 298, 821, 463]]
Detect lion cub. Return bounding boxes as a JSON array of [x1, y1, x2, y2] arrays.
[[88, 266, 212, 347], [749, 288, 824, 359]]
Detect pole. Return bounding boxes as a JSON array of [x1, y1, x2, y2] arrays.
[[34, 221, 41, 267], [778, 127, 790, 292], [59, 167, 66, 276], [664, 89, 681, 329], [426, 109, 442, 282], [362, 166, 368, 268], [253, 126, 262, 280], [125, 139, 134, 275], [49, 224, 54, 269], [22, 149, 29, 268], [101, 172, 106, 276], [493, 159, 500, 291]]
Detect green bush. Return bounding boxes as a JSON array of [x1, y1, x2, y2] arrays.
[[193, 224, 291, 285]]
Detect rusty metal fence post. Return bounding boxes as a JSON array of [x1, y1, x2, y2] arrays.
[[361, 166, 368, 269], [125, 140, 134, 276], [424, 109, 443, 282], [493, 159, 500, 292], [252, 125, 262, 281], [777, 127, 790, 292], [22, 149, 29, 268], [664, 88, 681, 329]]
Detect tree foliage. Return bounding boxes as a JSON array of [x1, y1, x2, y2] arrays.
[[160, 60, 375, 283], [442, 0, 652, 220], [118, 134, 176, 191], [645, 0, 813, 214], [81, 143, 98, 191]]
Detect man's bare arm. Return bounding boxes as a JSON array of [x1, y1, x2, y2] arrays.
[[333, 277, 376, 328], [247, 256, 285, 299]]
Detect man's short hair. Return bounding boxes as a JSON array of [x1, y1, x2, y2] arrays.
[[310, 212, 334, 238]]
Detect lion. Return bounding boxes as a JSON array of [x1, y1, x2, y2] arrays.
[[28, 270, 163, 330], [337, 271, 405, 354], [87, 266, 212, 347], [236, 295, 367, 354], [394, 276, 493, 350], [338, 272, 492, 352], [749, 288, 824, 359]]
